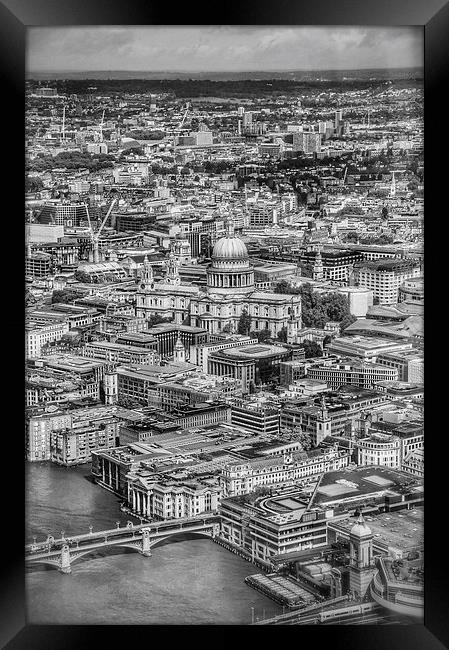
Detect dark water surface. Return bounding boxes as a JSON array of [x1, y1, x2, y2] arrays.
[[26, 463, 281, 625]]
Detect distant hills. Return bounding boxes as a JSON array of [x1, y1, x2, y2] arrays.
[[27, 67, 423, 82]]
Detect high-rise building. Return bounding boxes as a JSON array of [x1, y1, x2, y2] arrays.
[[242, 112, 253, 128], [334, 110, 343, 128], [292, 132, 322, 154], [36, 202, 90, 228]]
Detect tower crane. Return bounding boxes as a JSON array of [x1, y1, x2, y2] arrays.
[[61, 105, 66, 144], [172, 103, 190, 157], [85, 198, 117, 264], [99, 109, 105, 142]]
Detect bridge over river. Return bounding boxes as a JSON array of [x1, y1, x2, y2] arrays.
[[25, 514, 221, 574]]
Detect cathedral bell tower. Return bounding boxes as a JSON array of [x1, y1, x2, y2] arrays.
[[164, 252, 181, 286], [139, 256, 154, 291]]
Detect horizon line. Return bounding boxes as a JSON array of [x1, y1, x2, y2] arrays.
[[26, 65, 423, 76]]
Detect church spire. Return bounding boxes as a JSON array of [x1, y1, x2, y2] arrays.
[[390, 171, 396, 197], [140, 256, 154, 289], [174, 334, 186, 363]]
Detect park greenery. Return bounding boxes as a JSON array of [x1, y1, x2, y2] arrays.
[[51, 289, 82, 304], [25, 176, 44, 193], [27, 151, 115, 173], [274, 281, 356, 331], [124, 129, 166, 140]]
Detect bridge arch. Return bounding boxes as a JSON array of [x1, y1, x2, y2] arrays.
[[149, 529, 214, 550], [26, 521, 219, 572], [26, 541, 145, 571], [67, 541, 144, 565], [26, 558, 62, 571]]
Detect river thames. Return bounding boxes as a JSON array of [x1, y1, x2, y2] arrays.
[[26, 462, 282, 625]]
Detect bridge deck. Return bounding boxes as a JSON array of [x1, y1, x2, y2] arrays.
[[26, 514, 220, 559]]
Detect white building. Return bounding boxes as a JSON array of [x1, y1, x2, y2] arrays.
[[127, 476, 220, 520], [356, 433, 401, 469], [189, 223, 302, 340], [26, 321, 70, 359], [136, 254, 200, 325], [354, 259, 422, 305], [221, 446, 349, 497]]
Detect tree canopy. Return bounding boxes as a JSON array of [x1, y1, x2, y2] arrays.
[[277, 326, 288, 343], [238, 309, 252, 336], [52, 289, 81, 304], [250, 328, 271, 343], [300, 340, 323, 358], [74, 269, 92, 283], [147, 314, 172, 327], [274, 281, 355, 330], [27, 151, 115, 173]]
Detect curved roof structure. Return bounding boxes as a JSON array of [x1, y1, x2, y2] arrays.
[[212, 235, 249, 261]]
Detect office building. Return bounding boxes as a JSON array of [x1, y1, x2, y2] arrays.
[[26, 321, 70, 358], [354, 260, 422, 305], [220, 446, 349, 497], [292, 132, 322, 154], [307, 360, 398, 390], [230, 399, 280, 435]]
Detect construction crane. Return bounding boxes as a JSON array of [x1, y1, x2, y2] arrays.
[[172, 103, 190, 157], [99, 109, 105, 142], [61, 105, 66, 144], [85, 199, 117, 264]]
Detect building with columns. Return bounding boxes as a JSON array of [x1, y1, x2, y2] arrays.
[[135, 224, 302, 339], [135, 254, 200, 325], [126, 475, 220, 521], [189, 223, 302, 340]]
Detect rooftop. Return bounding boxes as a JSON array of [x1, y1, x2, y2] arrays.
[[329, 336, 413, 351], [331, 507, 423, 553], [311, 465, 422, 508], [216, 343, 289, 361], [357, 259, 421, 272]]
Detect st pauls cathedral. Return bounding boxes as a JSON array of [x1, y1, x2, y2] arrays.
[[136, 222, 302, 341]]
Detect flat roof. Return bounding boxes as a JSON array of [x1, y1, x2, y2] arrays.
[[34, 354, 105, 371], [329, 336, 413, 351], [86, 341, 155, 354], [217, 343, 289, 360], [331, 507, 423, 552], [116, 332, 158, 343], [358, 259, 421, 271], [312, 466, 422, 507]]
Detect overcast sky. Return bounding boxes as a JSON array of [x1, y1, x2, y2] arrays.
[[27, 26, 423, 73]]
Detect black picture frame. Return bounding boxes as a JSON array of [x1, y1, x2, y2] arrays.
[[2, 0, 447, 647]]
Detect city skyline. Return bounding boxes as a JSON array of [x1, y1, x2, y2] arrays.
[[25, 30, 424, 625], [27, 26, 423, 74]]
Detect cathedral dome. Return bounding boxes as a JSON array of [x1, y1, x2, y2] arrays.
[[212, 236, 248, 261]]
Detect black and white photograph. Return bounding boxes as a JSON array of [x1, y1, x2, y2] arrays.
[[23, 23, 426, 627]]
